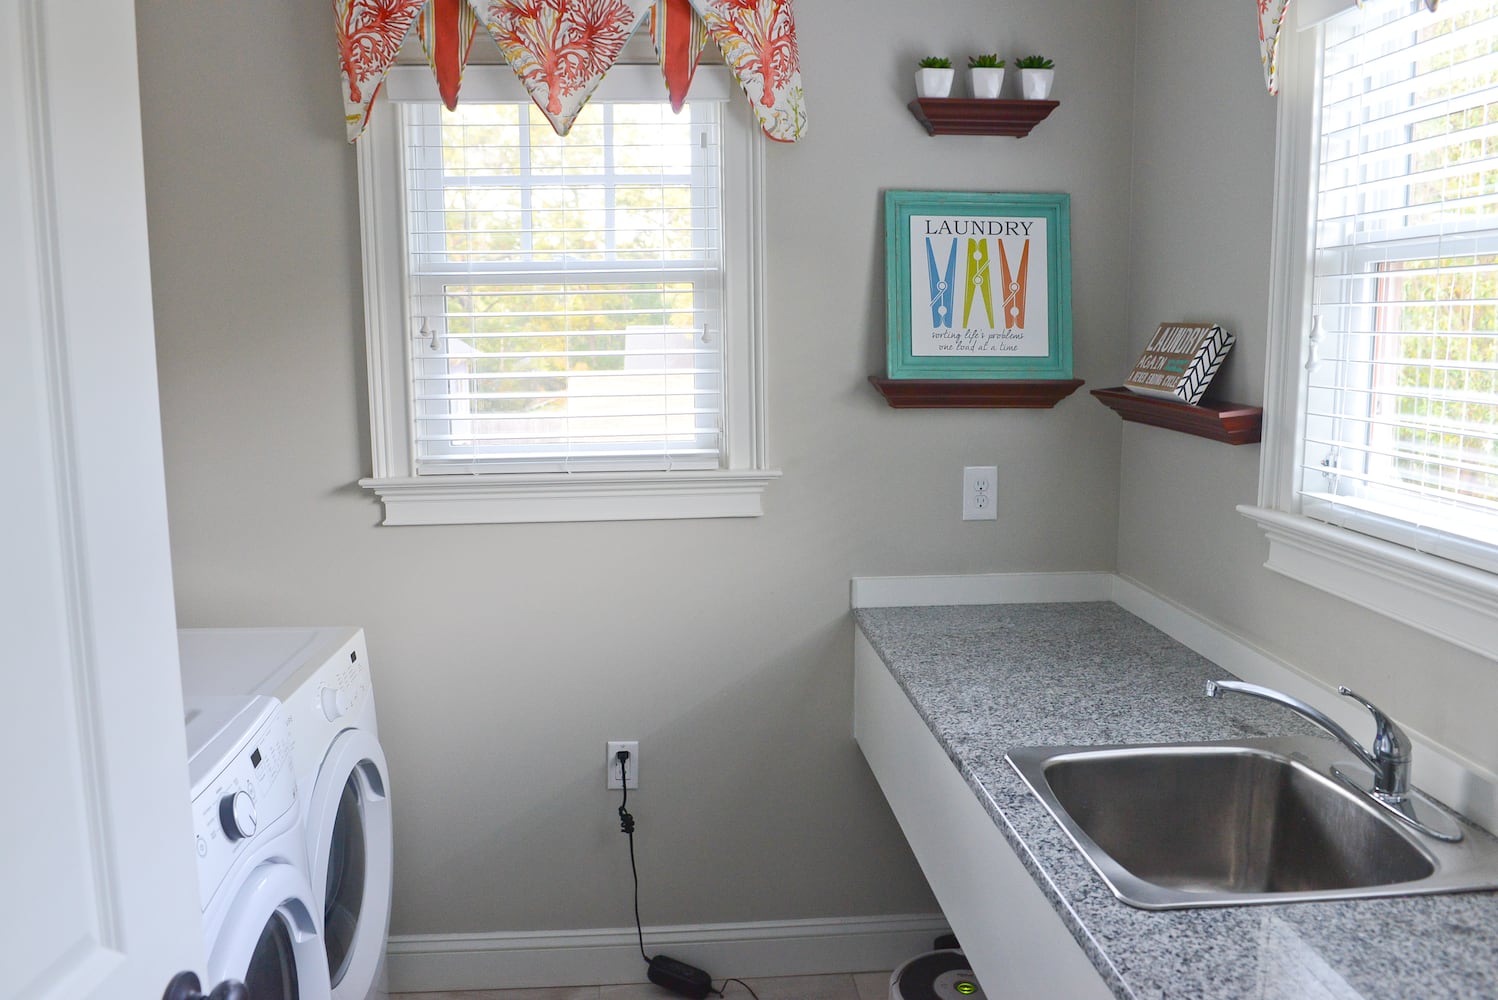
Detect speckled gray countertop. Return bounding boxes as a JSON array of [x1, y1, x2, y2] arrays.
[[856, 602, 1498, 1000]]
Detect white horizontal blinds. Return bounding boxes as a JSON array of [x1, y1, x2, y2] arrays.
[[402, 98, 725, 474], [1304, 0, 1498, 566]]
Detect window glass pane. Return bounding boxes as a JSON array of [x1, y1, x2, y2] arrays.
[[1373, 255, 1498, 504], [441, 104, 522, 173], [528, 104, 606, 173], [443, 187, 522, 259], [403, 99, 725, 474], [531, 185, 609, 258], [1304, 0, 1498, 561]]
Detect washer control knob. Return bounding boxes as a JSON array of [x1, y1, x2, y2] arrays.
[[320, 685, 353, 722], [219, 791, 256, 841]]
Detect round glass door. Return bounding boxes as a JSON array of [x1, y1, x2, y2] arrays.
[[323, 775, 367, 984], [245, 912, 300, 1000], [307, 730, 391, 1000]]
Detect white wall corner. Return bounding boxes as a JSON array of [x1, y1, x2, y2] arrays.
[[384, 914, 949, 992]]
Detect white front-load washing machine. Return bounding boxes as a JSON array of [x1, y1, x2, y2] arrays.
[[186, 694, 332, 1000], [180, 627, 393, 1000]]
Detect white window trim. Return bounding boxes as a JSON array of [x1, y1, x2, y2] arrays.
[[356, 65, 778, 525], [1240, 6, 1498, 657]]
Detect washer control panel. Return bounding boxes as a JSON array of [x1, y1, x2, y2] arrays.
[[318, 635, 370, 720], [189, 701, 294, 910], [282, 631, 374, 786]]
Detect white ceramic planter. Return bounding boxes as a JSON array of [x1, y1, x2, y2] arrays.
[[968, 67, 1005, 99], [1020, 67, 1054, 100], [915, 67, 955, 99]]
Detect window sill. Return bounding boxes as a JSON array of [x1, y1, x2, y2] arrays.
[[359, 470, 781, 526], [1238, 505, 1498, 658]]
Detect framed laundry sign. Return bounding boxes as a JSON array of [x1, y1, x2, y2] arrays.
[[884, 190, 1073, 380]]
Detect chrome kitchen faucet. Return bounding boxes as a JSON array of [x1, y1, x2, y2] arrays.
[[1205, 679, 1462, 842]]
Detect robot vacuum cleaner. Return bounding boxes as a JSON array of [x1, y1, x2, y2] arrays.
[[889, 949, 987, 1000]]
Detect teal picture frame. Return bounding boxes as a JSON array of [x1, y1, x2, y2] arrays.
[[884, 190, 1073, 380]]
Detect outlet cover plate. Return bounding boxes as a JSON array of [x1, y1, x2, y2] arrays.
[[963, 466, 998, 520], [607, 740, 639, 789]]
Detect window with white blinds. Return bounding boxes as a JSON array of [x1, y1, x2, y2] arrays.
[[403, 98, 725, 475], [1302, 0, 1498, 572], [356, 65, 773, 525]]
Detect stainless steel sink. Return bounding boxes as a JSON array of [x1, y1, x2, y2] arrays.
[[1006, 736, 1498, 909]]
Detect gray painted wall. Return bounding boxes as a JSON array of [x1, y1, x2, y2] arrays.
[[1121, 1, 1498, 778], [136, 0, 1135, 935]]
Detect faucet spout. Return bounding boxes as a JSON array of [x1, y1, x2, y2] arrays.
[[1204, 679, 1409, 800], [1205, 679, 1459, 841]]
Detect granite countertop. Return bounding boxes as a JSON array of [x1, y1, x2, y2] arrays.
[[856, 602, 1498, 1000]]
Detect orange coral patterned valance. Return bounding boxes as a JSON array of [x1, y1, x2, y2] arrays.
[[336, 0, 805, 142]]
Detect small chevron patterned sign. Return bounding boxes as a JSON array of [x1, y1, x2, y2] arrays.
[[1123, 322, 1235, 405]]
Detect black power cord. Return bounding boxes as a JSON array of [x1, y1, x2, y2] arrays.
[[615, 752, 647, 964], [614, 751, 759, 1000]]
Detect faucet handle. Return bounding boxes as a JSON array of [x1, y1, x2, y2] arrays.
[[1337, 686, 1411, 795]]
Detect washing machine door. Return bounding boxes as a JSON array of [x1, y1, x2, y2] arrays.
[[307, 727, 393, 1000], [209, 861, 332, 1000]]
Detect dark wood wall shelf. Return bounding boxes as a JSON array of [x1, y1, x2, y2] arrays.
[[870, 376, 1084, 409], [908, 98, 1059, 137], [1091, 387, 1262, 444]]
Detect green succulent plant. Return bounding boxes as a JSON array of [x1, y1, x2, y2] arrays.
[[968, 54, 1005, 69], [918, 56, 953, 69], [1015, 55, 1055, 69]]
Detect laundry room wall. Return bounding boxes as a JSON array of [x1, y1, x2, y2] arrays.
[[136, 0, 1136, 944], [1119, 1, 1498, 777]]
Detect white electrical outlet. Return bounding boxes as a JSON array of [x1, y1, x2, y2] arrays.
[[607, 740, 639, 789], [962, 466, 998, 521]]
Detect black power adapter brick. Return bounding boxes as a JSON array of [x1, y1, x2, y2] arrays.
[[647, 954, 713, 999]]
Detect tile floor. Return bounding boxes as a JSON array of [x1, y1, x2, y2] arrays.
[[394, 970, 890, 1000]]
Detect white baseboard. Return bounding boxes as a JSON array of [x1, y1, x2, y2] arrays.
[[850, 572, 1114, 609], [385, 913, 949, 992], [1110, 573, 1498, 832]]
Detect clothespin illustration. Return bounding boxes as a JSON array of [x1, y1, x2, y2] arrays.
[[1000, 238, 1030, 331], [964, 238, 994, 329], [926, 238, 957, 329]]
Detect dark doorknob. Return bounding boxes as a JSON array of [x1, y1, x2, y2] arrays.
[[163, 971, 250, 1000]]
